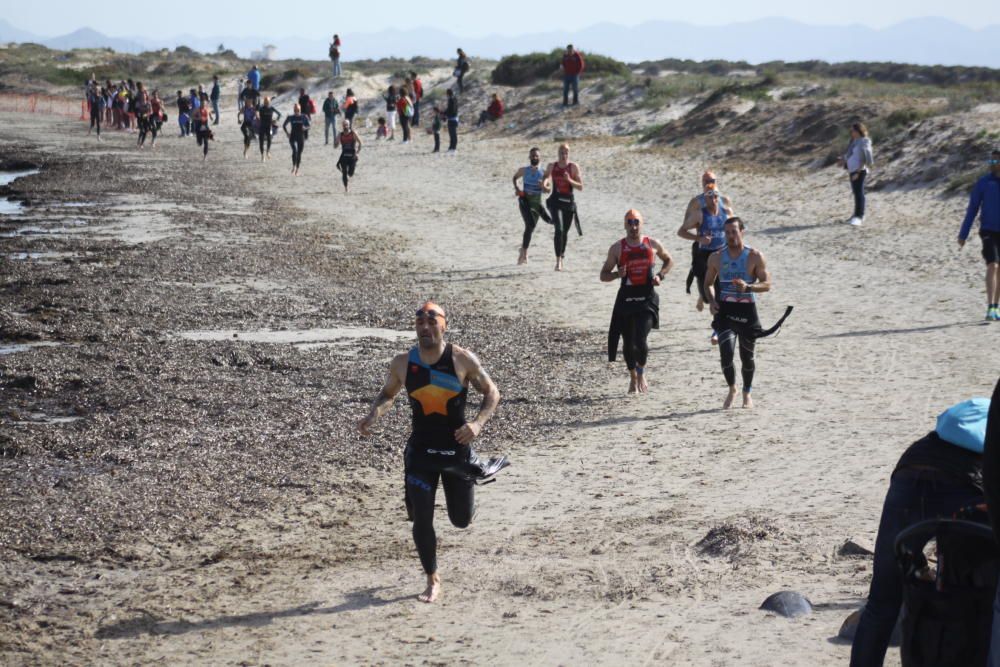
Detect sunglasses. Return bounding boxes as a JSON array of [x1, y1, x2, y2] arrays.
[[626, 219, 641, 226], [703, 179, 717, 184], [415, 309, 443, 320]]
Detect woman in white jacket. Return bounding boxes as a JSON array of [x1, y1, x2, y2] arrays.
[[839, 122, 874, 226]]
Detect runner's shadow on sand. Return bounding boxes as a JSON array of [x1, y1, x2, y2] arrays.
[[94, 586, 410, 639], [815, 321, 981, 339], [758, 221, 836, 236], [563, 408, 721, 428]]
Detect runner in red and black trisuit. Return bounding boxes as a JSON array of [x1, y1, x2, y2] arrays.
[[601, 210, 673, 394], [543, 143, 583, 271], [336, 119, 361, 192], [359, 302, 506, 604]]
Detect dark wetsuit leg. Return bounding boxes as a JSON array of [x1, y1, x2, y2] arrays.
[[692, 247, 715, 302], [519, 198, 540, 249], [290, 136, 304, 168], [718, 329, 756, 390], [338, 156, 356, 188], [441, 471, 475, 528], [621, 310, 654, 371], [548, 198, 574, 257], [405, 467, 474, 574], [406, 468, 439, 574], [259, 128, 272, 155]]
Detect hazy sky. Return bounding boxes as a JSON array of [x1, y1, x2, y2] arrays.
[[7, 0, 999, 38]]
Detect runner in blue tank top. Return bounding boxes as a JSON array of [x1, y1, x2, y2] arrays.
[[358, 301, 505, 603], [678, 171, 736, 313], [678, 180, 733, 343], [704, 217, 772, 409], [512, 147, 552, 264]]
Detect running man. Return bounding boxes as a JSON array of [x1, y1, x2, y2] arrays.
[[358, 302, 502, 603], [678, 171, 736, 313], [512, 147, 551, 265], [336, 119, 361, 192], [958, 149, 1000, 320], [543, 143, 583, 271], [601, 210, 673, 394], [257, 97, 281, 161], [703, 218, 778, 409], [239, 98, 257, 159], [87, 85, 105, 141], [283, 104, 310, 175], [194, 96, 213, 161]]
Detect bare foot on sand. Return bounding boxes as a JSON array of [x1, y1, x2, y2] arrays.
[[636, 369, 648, 393], [555, 257, 564, 271], [628, 373, 638, 394], [518, 247, 527, 265], [418, 574, 441, 603], [742, 391, 753, 409], [723, 386, 737, 409], [696, 297, 704, 312]]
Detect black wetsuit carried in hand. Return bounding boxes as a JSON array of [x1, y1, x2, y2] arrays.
[[403, 344, 475, 575]]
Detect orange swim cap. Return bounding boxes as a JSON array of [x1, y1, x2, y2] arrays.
[[416, 301, 446, 328], [624, 209, 643, 223]]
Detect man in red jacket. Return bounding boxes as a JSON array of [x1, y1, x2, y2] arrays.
[[410, 70, 423, 126], [561, 44, 585, 107]]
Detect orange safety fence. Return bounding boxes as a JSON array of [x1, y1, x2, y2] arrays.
[[0, 93, 88, 119]]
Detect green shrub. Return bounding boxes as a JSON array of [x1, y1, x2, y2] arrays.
[[491, 49, 630, 86], [944, 168, 983, 196]]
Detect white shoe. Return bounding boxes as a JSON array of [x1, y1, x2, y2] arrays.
[[849, 217, 863, 226]]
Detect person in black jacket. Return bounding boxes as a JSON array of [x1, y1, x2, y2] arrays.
[[851, 396, 991, 666], [445, 88, 459, 153]]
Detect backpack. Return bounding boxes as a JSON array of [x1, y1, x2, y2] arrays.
[[895, 518, 1000, 667], [329, 44, 339, 59], [308, 98, 317, 115], [402, 98, 413, 118]]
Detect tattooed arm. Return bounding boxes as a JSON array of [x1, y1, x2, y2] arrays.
[[454, 347, 500, 445], [358, 352, 407, 436]]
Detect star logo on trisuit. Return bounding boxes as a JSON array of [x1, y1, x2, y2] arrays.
[[409, 384, 459, 416]]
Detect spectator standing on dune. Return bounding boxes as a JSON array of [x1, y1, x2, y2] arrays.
[[410, 70, 423, 126], [838, 122, 874, 226], [329, 35, 342, 78], [560, 44, 585, 108], [455, 49, 470, 93]]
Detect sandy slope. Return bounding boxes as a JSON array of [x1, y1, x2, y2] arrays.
[[3, 110, 999, 666]]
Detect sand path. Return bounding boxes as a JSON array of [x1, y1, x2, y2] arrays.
[[3, 113, 998, 665]]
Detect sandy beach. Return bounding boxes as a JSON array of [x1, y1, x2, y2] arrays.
[[1, 106, 998, 666]]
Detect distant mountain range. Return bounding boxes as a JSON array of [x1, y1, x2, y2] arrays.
[[2, 17, 999, 68]]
